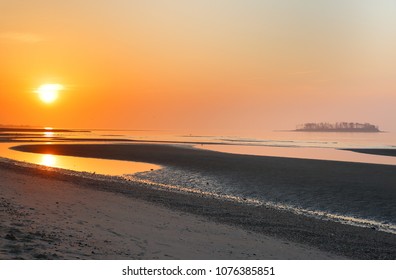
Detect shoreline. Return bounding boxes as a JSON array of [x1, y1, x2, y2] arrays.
[[11, 143, 396, 229], [0, 160, 341, 260], [1, 143, 396, 259]]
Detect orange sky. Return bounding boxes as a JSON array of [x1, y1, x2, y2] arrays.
[[1, 0, 395, 133]]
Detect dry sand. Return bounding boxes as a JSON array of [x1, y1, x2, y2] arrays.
[[0, 163, 339, 260]]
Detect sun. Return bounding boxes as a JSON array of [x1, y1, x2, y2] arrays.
[[36, 84, 63, 103]]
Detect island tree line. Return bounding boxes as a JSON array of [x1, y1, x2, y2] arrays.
[[296, 122, 380, 132]]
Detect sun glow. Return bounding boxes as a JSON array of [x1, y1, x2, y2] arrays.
[[36, 84, 63, 103], [40, 154, 57, 167]]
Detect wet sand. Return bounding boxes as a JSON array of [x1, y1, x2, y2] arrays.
[[12, 143, 396, 225], [0, 161, 338, 260], [346, 148, 396, 157], [2, 143, 396, 259]]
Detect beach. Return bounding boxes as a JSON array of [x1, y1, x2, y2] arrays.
[[0, 160, 339, 260], [13, 143, 396, 227], [1, 143, 396, 259]]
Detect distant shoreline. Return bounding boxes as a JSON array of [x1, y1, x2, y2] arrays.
[[294, 129, 382, 133], [295, 122, 381, 133], [275, 129, 386, 133], [0, 127, 89, 133]]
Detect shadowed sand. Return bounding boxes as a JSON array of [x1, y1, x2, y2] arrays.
[[2, 143, 396, 259]]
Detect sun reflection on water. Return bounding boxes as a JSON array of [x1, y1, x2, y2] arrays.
[[0, 143, 160, 175], [40, 154, 57, 167]]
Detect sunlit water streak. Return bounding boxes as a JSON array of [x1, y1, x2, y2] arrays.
[[0, 143, 160, 175], [198, 145, 396, 165]]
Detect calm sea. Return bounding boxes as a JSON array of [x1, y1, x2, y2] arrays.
[[38, 128, 396, 164]]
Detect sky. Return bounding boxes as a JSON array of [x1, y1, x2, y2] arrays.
[[1, 0, 395, 134]]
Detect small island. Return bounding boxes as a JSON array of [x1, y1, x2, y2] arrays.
[[295, 122, 380, 132]]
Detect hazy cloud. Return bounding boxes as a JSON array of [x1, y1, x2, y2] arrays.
[[0, 32, 43, 43]]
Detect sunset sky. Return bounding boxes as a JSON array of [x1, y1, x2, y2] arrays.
[[1, 0, 395, 133]]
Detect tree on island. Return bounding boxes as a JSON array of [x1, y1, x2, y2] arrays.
[[296, 122, 380, 132]]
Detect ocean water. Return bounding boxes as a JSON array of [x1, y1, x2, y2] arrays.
[[1, 127, 396, 234]]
